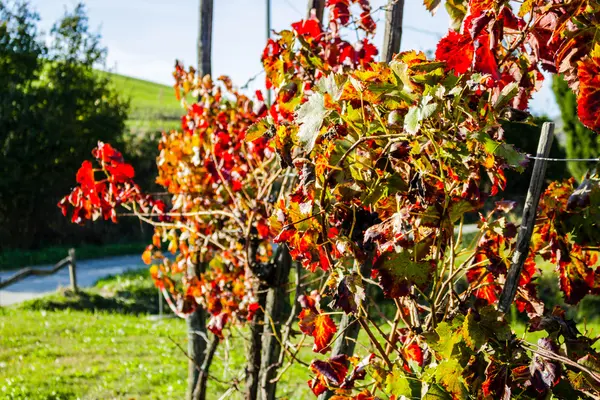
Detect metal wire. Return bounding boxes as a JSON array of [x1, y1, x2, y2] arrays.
[[527, 155, 600, 162]]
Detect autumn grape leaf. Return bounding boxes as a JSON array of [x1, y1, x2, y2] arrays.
[[577, 44, 600, 132], [142, 245, 153, 265], [299, 307, 337, 353], [530, 338, 561, 392], [435, 30, 473, 75], [296, 92, 329, 152], [479, 133, 527, 172], [423, 0, 442, 14], [404, 94, 438, 134], [435, 359, 468, 399], [373, 250, 433, 298], [518, 0, 534, 17], [385, 365, 421, 397], [246, 118, 272, 142], [310, 354, 349, 386], [462, 310, 486, 351]]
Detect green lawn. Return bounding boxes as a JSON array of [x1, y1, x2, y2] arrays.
[[104, 72, 192, 133], [0, 307, 313, 400], [4, 267, 600, 399], [0, 271, 312, 399]]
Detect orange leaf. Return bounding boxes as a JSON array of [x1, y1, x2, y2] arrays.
[[299, 308, 337, 353], [142, 245, 153, 265]]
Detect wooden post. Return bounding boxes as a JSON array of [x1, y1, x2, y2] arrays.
[[498, 122, 555, 313], [193, 334, 219, 400], [246, 285, 266, 400], [306, 0, 325, 22], [185, 2, 214, 398], [68, 248, 77, 292], [197, 0, 213, 77], [259, 246, 292, 400], [266, 0, 272, 106], [381, 0, 405, 63]]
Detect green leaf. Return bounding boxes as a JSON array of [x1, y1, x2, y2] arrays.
[[373, 250, 433, 298], [385, 365, 421, 397], [426, 321, 462, 358], [404, 95, 437, 134], [462, 311, 486, 351], [423, 384, 452, 399], [445, 0, 467, 31], [316, 73, 344, 100], [423, 0, 442, 14], [449, 200, 475, 223], [296, 92, 329, 153], [493, 81, 518, 110], [404, 106, 421, 134], [479, 133, 527, 172], [435, 359, 468, 400], [246, 118, 271, 142], [478, 305, 512, 341]]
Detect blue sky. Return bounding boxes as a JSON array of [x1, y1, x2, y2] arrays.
[[30, 0, 559, 118]]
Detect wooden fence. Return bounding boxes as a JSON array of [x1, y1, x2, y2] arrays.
[[0, 248, 77, 292]]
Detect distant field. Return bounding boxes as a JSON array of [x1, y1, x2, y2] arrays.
[[103, 72, 189, 133]]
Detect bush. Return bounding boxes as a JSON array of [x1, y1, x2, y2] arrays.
[[0, 1, 145, 251]]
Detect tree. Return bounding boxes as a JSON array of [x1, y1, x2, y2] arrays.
[[0, 1, 128, 250]]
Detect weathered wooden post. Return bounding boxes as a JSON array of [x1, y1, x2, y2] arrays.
[[187, 2, 214, 399], [306, 0, 325, 21], [381, 0, 405, 63], [498, 122, 555, 313], [197, 0, 213, 81], [259, 246, 292, 400], [68, 248, 78, 292]]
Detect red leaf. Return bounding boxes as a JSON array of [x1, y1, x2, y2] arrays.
[[291, 19, 322, 40], [299, 308, 337, 353], [310, 354, 350, 386], [76, 160, 95, 189], [436, 30, 474, 75], [474, 34, 500, 80], [577, 44, 600, 132], [358, 39, 378, 65], [405, 343, 423, 366]]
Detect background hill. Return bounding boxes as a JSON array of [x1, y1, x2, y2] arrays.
[[104, 71, 184, 133]]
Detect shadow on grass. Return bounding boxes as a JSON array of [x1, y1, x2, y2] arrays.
[[16, 269, 166, 315]]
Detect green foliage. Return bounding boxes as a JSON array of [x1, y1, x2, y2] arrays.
[[553, 75, 600, 181], [0, 1, 129, 250]]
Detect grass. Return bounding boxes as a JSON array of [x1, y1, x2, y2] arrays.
[[0, 242, 148, 271], [4, 265, 600, 399], [1, 270, 312, 399], [104, 71, 193, 133], [18, 269, 160, 315]]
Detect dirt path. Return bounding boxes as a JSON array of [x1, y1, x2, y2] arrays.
[[0, 254, 145, 306]]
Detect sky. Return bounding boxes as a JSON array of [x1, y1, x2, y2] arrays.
[[29, 0, 559, 118]]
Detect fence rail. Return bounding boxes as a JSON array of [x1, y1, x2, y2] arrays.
[[0, 248, 77, 291]]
